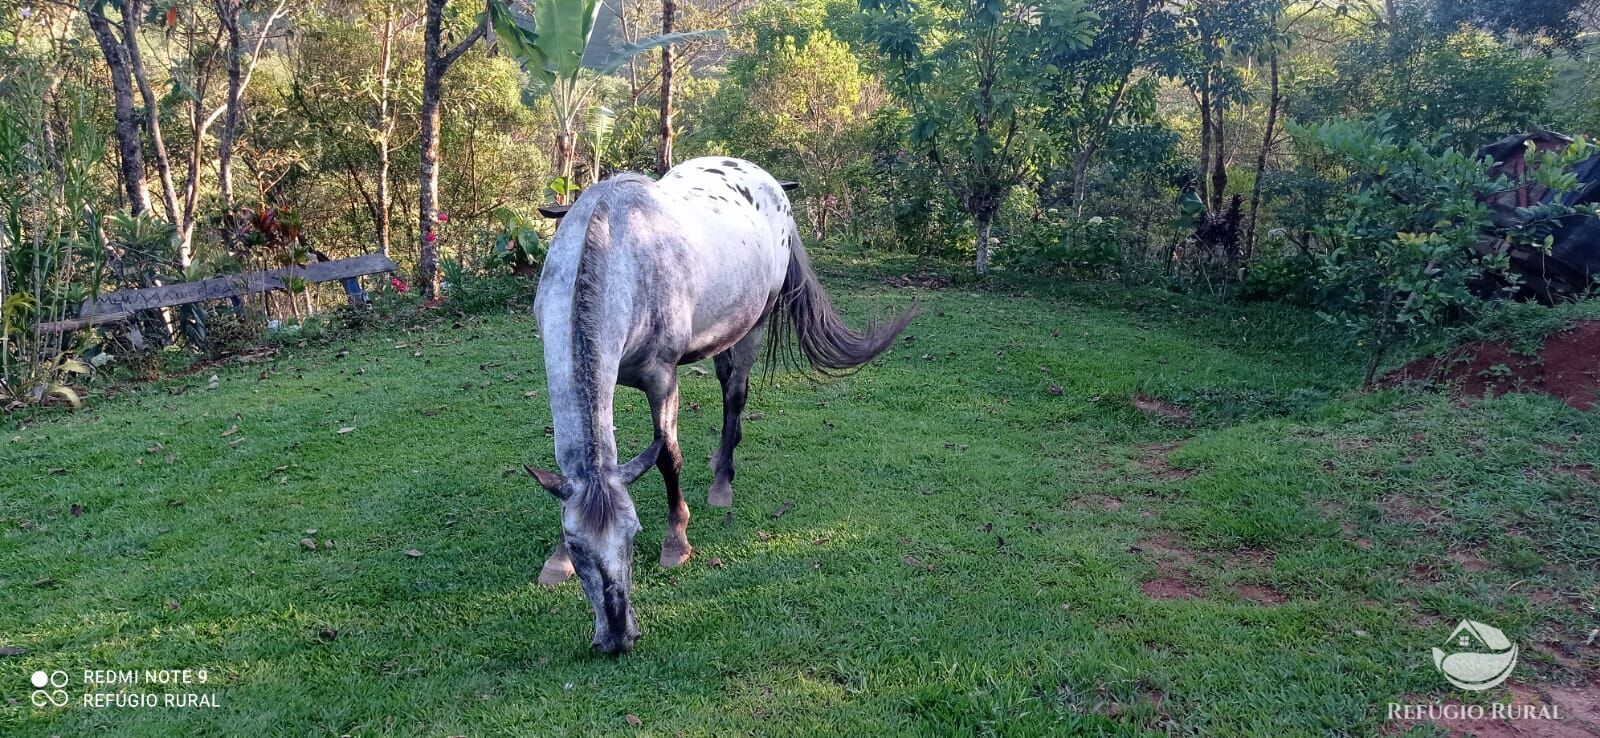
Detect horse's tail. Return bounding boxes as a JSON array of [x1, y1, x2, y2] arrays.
[[765, 230, 915, 375]]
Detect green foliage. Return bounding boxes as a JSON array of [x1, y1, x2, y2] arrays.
[[1007, 209, 1125, 278], [1298, 25, 1554, 150], [1296, 119, 1597, 384], [441, 257, 535, 315], [862, 0, 1099, 272], [0, 58, 105, 413], [703, 1, 877, 239], [482, 207, 545, 273]]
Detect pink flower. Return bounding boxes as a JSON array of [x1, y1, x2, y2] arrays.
[[436, 212, 449, 223], [390, 277, 409, 293], [424, 231, 437, 243]]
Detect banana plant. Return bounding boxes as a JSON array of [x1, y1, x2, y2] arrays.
[[486, 0, 719, 196]]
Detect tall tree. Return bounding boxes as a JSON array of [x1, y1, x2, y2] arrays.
[[656, 0, 675, 173], [863, 0, 1098, 274], [418, 0, 488, 300], [84, 3, 152, 215], [374, 2, 397, 257]]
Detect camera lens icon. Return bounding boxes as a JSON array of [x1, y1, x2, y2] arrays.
[[29, 671, 69, 707]]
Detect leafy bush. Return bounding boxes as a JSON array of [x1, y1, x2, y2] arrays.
[[1007, 209, 1124, 279], [1234, 248, 1319, 304], [1295, 119, 1598, 384], [482, 207, 546, 275], [441, 259, 536, 315], [203, 310, 267, 359]]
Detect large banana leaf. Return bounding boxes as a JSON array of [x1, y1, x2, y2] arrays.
[[488, 0, 720, 84], [593, 30, 722, 75], [488, 0, 600, 86]]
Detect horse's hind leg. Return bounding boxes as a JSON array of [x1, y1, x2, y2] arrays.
[[642, 365, 692, 568], [709, 327, 761, 508], [538, 531, 574, 586]]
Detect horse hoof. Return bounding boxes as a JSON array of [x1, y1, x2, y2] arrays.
[[659, 541, 692, 568], [537, 560, 574, 586], [707, 482, 733, 508]]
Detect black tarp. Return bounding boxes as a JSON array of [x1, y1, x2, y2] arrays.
[[1478, 131, 1600, 301]]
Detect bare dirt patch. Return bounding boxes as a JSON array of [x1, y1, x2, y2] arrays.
[[1450, 549, 1492, 573], [1140, 578, 1200, 600], [1384, 320, 1600, 411], [1138, 440, 1195, 480], [1380, 494, 1445, 525], [1133, 534, 1201, 600], [1132, 394, 1192, 422], [1234, 583, 1287, 606], [1555, 464, 1597, 484]]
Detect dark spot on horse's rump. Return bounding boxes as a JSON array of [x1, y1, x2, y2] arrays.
[[722, 160, 740, 168], [734, 185, 754, 204], [704, 168, 724, 176]]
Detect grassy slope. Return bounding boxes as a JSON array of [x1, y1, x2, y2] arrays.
[[2, 261, 1597, 737]]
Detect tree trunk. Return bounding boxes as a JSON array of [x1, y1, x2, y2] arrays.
[[656, 0, 676, 174], [217, 0, 245, 250], [1209, 95, 1228, 214], [1197, 81, 1212, 210], [375, 4, 395, 257], [86, 9, 151, 216], [122, 0, 182, 229], [1243, 48, 1280, 263], [974, 211, 993, 275], [419, 0, 487, 301]]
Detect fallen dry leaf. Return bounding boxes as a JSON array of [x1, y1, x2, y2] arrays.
[[404, 548, 424, 558], [709, 557, 725, 568], [221, 425, 239, 437], [771, 500, 794, 518], [624, 714, 642, 727], [299, 538, 317, 551], [0, 646, 29, 656], [338, 427, 355, 434], [69, 504, 82, 517]]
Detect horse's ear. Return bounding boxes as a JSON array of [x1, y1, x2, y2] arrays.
[[617, 440, 663, 486], [523, 464, 567, 500]]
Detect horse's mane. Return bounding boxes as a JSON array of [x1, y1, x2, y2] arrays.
[[568, 175, 653, 530]]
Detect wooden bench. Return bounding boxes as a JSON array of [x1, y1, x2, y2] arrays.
[[537, 181, 800, 219], [36, 253, 398, 341]]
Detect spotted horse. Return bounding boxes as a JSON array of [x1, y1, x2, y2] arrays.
[[523, 157, 915, 653]]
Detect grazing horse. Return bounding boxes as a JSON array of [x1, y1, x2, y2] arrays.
[[523, 157, 913, 653]]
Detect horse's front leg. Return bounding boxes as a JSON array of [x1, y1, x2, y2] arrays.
[[644, 367, 691, 568]]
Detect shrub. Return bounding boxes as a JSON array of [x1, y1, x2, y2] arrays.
[[1295, 118, 1597, 384]]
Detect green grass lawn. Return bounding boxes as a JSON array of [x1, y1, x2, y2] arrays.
[[3, 260, 1597, 736]]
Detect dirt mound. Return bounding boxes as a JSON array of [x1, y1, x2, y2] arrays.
[[1384, 321, 1600, 410]]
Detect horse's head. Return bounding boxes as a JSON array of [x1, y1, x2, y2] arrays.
[[525, 441, 661, 654]]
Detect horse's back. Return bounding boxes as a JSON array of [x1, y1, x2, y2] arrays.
[[654, 158, 795, 355]]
